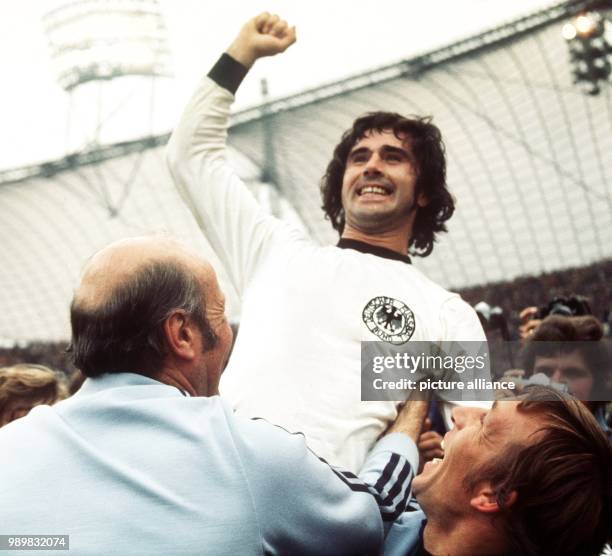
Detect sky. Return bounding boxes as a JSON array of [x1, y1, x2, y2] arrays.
[[0, 0, 556, 171]]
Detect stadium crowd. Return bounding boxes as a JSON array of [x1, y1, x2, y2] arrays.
[[1, 11, 611, 556], [461, 260, 612, 338]]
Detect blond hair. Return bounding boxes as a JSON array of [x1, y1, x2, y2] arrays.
[[0, 364, 68, 426]]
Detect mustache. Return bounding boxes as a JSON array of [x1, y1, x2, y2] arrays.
[[355, 176, 394, 191]]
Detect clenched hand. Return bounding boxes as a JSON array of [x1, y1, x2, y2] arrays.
[[227, 12, 296, 68]]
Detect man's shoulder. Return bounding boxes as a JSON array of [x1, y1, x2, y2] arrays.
[[408, 266, 477, 312], [227, 415, 342, 481], [396, 268, 482, 337], [399, 263, 466, 306], [230, 416, 309, 459], [46, 375, 242, 442]]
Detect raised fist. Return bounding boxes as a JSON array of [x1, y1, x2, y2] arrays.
[[227, 13, 296, 68]]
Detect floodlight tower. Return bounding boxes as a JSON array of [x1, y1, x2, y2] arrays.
[[43, 0, 172, 153], [562, 11, 611, 95], [42, 0, 173, 215]]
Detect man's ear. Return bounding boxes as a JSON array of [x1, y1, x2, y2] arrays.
[[163, 310, 197, 361], [416, 192, 430, 208], [470, 485, 517, 514]]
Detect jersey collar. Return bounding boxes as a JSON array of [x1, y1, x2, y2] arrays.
[[337, 238, 411, 264]]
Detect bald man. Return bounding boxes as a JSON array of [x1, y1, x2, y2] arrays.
[[0, 237, 425, 555]]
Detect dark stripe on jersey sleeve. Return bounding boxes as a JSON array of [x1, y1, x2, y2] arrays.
[[380, 464, 414, 521], [208, 53, 249, 94], [387, 475, 414, 521], [382, 459, 411, 505], [374, 453, 401, 492], [323, 453, 417, 521]]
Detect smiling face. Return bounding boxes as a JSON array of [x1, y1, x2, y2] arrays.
[[340, 129, 427, 241], [413, 402, 543, 520]]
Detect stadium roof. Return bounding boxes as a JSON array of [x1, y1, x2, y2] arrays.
[[1, 0, 610, 342]]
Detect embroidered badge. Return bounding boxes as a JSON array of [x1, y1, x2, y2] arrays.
[[362, 296, 415, 344]]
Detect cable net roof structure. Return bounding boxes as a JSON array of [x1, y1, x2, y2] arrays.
[[227, 0, 612, 287], [1, 0, 610, 342], [0, 146, 268, 342]]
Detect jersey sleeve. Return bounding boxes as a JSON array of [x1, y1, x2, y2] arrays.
[[439, 296, 493, 416], [166, 59, 287, 296], [231, 418, 420, 555], [439, 295, 486, 341]]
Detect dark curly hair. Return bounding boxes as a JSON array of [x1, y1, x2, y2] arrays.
[[320, 112, 454, 257]]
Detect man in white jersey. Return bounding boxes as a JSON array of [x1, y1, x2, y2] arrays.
[[167, 13, 485, 472]]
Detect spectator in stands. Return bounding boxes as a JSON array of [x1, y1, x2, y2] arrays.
[[520, 315, 611, 438], [0, 237, 424, 555], [521, 316, 608, 395], [460, 262, 612, 340], [0, 341, 77, 375], [518, 295, 593, 343], [0, 364, 67, 427], [385, 387, 611, 556], [518, 305, 543, 342]]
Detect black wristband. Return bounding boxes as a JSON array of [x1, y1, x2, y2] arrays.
[[208, 53, 249, 95]]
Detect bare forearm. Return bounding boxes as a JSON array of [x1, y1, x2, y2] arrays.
[[387, 400, 428, 442]]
